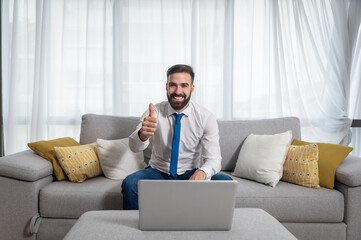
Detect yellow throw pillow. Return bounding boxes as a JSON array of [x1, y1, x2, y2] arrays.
[[55, 143, 102, 183], [282, 144, 320, 189], [28, 137, 80, 181], [292, 139, 353, 189]]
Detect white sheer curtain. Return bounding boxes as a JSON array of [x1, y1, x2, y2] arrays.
[[348, 0, 361, 156], [3, 0, 115, 154], [1, 0, 357, 155], [232, 0, 352, 146]]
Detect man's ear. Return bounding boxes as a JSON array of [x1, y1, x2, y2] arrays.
[[191, 84, 195, 93]]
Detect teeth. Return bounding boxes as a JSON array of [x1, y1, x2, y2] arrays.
[[174, 96, 183, 100]]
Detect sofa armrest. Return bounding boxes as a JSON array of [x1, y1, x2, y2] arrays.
[[335, 154, 361, 187], [0, 150, 54, 239], [0, 150, 53, 181]]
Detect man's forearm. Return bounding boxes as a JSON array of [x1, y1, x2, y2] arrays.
[[129, 127, 149, 153], [199, 159, 221, 179]]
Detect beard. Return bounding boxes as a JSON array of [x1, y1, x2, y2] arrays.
[[167, 92, 191, 111]]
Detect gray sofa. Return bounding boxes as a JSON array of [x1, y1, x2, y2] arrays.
[[1, 114, 361, 240]]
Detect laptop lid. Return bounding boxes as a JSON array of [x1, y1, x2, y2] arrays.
[[138, 180, 238, 231]]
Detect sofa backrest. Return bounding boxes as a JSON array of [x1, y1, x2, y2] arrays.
[[80, 114, 139, 144], [218, 117, 301, 171], [80, 114, 301, 171], [79, 114, 152, 164]]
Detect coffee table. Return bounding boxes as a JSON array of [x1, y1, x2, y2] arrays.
[[64, 208, 296, 240]]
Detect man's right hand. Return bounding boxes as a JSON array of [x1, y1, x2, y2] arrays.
[[138, 103, 157, 141]]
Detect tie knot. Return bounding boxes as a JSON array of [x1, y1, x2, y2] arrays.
[[173, 113, 184, 122]]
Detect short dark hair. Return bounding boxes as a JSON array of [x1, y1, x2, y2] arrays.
[[167, 64, 194, 83]]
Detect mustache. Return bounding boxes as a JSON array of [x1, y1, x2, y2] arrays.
[[170, 93, 186, 98]]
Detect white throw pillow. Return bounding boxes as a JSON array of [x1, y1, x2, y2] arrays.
[[96, 138, 146, 180], [232, 131, 293, 187]]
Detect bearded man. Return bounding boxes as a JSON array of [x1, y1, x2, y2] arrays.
[[122, 64, 232, 210]]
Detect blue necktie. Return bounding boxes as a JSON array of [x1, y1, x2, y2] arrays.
[[170, 113, 184, 176]]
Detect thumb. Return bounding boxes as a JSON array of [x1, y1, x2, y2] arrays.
[[149, 103, 155, 117]]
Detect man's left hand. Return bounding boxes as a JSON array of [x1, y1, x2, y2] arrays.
[[189, 169, 207, 180]]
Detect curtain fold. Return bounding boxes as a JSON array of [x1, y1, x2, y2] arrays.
[[0, 0, 4, 156], [348, 0, 361, 156], [348, 0, 361, 118], [1, 0, 358, 155]]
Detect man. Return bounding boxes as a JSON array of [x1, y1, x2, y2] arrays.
[[122, 64, 232, 210]]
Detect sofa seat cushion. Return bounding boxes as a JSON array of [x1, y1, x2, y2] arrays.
[[221, 172, 344, 223], [39, 176, 123, 219]]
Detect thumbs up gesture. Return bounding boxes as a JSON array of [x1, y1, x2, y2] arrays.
[[139, 103, 158, 141]]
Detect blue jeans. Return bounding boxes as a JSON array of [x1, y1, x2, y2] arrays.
[[121, 167, 233, 210]]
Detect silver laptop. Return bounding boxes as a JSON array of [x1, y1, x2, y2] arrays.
[[138, 180, 238, 231]]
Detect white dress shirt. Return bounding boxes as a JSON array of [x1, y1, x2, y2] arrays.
[[129, 100, 222, 179]]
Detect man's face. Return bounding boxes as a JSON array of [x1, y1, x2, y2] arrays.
[[166, 72, 194, 112]]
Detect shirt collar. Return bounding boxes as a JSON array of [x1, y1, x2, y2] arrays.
[[167, 100, 192, 117]]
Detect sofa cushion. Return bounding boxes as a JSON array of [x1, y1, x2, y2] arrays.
[[39, 176, 123, 218], [292, 139, 353, 189], [232, 131, 293, 187], [40, 173, 344, 223], [97, 138, 146, 180], [282, 144, 320, 189], [222, 172, 344, 222], [28, 137, 80, 181], [218, 117, 301, 171], [55, 143, 102, 183]]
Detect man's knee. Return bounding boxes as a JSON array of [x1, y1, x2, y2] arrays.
[[122, 167, 163, 191], [122, 172, 140, 193], [211, 173, 233, 181]]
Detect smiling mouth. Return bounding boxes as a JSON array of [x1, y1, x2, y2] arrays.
[[173, 95, 184, 102]]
